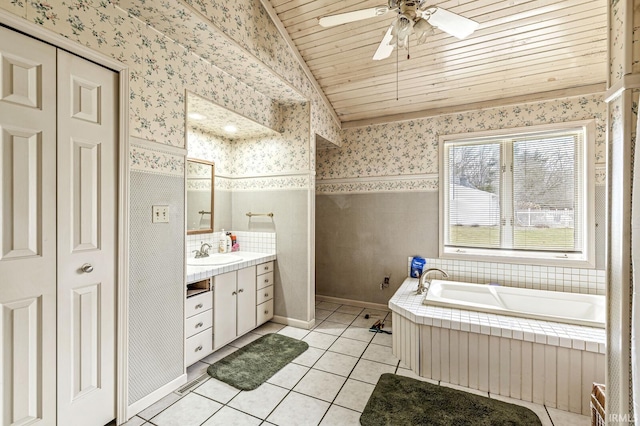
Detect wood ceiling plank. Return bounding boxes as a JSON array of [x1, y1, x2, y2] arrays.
[[325, 45, 606, 101], [328, 56, 605, 107], [334, 63, 604, 119], [300, 3, 604, 58], [311, 15, 606, 84], [317, 31, 606, 91], [310, 20, 606, 78], [265, 0, 607, 123], [284, 0, 507, 40], [340, 84, 605, 127], [292, 0, 597, 49]]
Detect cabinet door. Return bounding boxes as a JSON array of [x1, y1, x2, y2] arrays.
[[0, 27, 57, 426], [213, 271, 237, 349], [56, 49, 118, 426], [236, 266, 256, 336]]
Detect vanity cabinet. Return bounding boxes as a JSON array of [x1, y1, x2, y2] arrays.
[[185, 259, 276, 366], [256, 261, 274, 325], [213, 266, 257, 349], [185, 281, 213, 366]]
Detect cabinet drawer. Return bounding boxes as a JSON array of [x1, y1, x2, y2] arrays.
[[186, 328, 212, 366], [256, 271, 274, 290], [257, 261, 274, 276], [185, 291, 212, 318], [256, 285, 274, 305], [256, 299, 274, 325], [185, 309, 213, 338]]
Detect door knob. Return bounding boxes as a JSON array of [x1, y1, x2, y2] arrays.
[[81, 263, 94, 273]]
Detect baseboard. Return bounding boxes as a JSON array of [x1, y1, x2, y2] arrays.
[[315, 294, 390, 312], [125, 373, 187, 422], [272, 315, 316, 330]]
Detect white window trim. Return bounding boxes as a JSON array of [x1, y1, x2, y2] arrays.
[[438, 120, 596, 268]]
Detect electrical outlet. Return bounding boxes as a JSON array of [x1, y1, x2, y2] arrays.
[[380, 275, 391, 290], [152, 205, 169, 223]]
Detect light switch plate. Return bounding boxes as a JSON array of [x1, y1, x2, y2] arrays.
[[152, 205, 169, 223]]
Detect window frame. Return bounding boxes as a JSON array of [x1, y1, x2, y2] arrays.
[[438, 120, 596, 268]]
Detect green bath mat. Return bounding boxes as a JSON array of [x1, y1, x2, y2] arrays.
[[360, 374, 543, 426], [207, 333, 308, 391]]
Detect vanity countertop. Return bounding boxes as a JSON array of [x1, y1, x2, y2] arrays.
[[186, 251, 276, 284]]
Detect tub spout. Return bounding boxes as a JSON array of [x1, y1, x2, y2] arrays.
[[417, 268, 449, 295]]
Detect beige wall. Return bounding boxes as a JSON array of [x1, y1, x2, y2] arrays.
[[316, 192, 439, 304]]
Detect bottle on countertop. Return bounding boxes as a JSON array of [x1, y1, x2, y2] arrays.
[[230, 234, 238, 252], [219, 229, 227, 253], [225, 232, 232, 253]]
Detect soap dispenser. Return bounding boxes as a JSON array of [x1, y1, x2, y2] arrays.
[[218, 229, 227, 253]]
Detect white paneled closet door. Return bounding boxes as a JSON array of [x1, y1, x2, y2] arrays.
[[0, 26, 118, 426], [56, 50, 118, 426], [0, 26, 58, 426]]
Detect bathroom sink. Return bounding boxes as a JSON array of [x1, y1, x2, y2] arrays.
[[187, 254, 243, 266]]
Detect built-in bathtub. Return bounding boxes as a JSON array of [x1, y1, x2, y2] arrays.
[[425, 279, 605, 328], [390, 277, 606, 416]]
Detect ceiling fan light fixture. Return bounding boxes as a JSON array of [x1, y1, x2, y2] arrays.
[[390, 14, 414, 48], [413, 18, 434, 44], [425, 7, 479, 39], [373, 24, 395, 60]]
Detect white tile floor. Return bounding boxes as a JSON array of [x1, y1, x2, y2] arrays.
[[122, 302, 591, 426]]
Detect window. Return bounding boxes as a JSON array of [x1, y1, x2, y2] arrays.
[[439, 121, 595, 266]]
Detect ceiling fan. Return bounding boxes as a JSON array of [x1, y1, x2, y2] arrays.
[[319, 0, 480, 60]]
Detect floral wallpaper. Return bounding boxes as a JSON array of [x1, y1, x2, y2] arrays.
[[187, 128, 234, 176], [610, 0, 625, 82], [0, 0, 26, 18], [186, 160, 212, 178], [118, 0, 340, 144], [233, 175, 311, 191], [8, 0, 331, 149], [317, 94, 607, 193], [187, 102, 310, 189], [119, 0, 307, 104], [188, 93, 281, 140], [233, 102, 310, 176], [129, 145, 185, 177], [317, 178, 438, 194]]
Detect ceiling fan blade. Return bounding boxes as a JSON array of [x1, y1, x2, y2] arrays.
[[319, 6, 390, 27], [373, 24, 395, 60], [426, 8, 479, 39]]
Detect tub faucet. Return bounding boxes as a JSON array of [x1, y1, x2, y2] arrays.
[[417, 268, 449, 295], [193, 242, 211, 258]]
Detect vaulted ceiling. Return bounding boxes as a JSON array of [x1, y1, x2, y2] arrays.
[[264, 0, 607, 126]]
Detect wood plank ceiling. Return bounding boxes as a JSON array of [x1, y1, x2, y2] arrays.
[[265, 0, 607, 126]]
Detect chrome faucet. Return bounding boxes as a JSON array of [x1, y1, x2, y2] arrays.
[[417, 268, 449, 295], [192, 242, 211, 258]]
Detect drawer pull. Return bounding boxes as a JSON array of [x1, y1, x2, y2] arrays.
[[264, 279, 269, 283], [238, 288, 244, 293], [195, 345, 203, 352], [195, 303, 203, 309], [195, 322, 204, 328], [264, 310, 269, 314], [264, 292, 269, 297], [232, 291, 237, 296], [263, 266, 269, 271]]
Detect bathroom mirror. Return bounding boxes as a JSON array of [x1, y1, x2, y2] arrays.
[[186, 159, 214, 235]]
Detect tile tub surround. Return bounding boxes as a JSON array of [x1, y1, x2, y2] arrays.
[[412, 257, 606, 296], [122, 312, 590, 426], [389, 278, 605, 416], [186, 251, 276, 283]]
